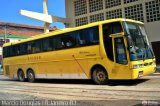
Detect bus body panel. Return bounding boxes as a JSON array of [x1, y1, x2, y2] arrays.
[[3, 45, 102, 79], [131, 59, 156, 79], [2, 18, 156, 82]]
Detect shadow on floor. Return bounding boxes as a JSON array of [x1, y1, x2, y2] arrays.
[[0, 75, 150, 86], [23, 79, 150, 86]]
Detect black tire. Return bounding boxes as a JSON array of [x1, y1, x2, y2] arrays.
[[92, 67, 108, 85], [18, 70, 26, 82], [27, 69, 36, 83]]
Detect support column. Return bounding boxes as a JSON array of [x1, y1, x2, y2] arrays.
[[43, 0, 50, 33]]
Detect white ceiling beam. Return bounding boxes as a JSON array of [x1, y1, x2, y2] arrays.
[[52, 16, 72, 24], [20, 10, 53, 23], [21, 10, 71, 24], [20, 0, 72, 33]]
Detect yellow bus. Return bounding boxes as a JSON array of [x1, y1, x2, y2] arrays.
[[2, 18, 156, 85]]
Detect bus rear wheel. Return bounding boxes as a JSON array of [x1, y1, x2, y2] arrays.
[[18, 70, 26, 82], [27, 69, 35, 83], [92, 67, 108, 85]]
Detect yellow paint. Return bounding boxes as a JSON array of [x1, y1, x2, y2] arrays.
[[2, 18, 156, 80]]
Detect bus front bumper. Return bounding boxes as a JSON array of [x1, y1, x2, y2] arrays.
[[132, 65, 156, 79]]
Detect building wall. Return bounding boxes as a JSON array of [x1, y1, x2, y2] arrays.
[[0, 22, 48, 65], [66, 0, 160, 63]]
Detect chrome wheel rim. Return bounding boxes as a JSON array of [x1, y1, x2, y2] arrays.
[[97, 71, 106, 81], [28, 72, 33, 80]]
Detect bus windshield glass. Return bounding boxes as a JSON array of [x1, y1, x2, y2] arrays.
[[124, 22, 154, 61]]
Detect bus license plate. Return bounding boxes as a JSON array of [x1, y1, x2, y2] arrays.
[[138, 71, 143, 77]]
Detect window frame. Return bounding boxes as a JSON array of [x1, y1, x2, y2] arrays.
[[3, 26, 100, 58], [102, 21, 124, 61]]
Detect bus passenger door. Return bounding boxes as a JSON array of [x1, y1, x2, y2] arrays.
[[112, 36, 131, 79]]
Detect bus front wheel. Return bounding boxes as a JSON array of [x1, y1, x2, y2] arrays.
[[27, 69, 35, 83], [92, 67, 108, 85], [18, 70, 26, 82]]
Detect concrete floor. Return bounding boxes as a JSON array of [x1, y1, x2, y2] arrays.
[[0, 75, 160, 106]]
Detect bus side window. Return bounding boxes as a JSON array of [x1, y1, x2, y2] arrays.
[[77, 26, 99, 46], [27, 42, 32, 54], [114, 38, 127, 64], [62, 32, 76, 48], [88, 27, 99, 44], [78, 31, 86, 46], [11, 45, 17, 56], [3, 48, 5, 57], [43, 38, 53, 51], [31, 40, 42, 53], [103, 22, 123, 62], [103, 24, 114, 61], [112, 22, 123, 34], [35, 40, 42, 53], [7, 47, 11, 57], [52, 37, 57, 50], [20, 43, 27, 55], [89, 27, 99, 44], [16, 45, 20, 55], [54, 36, 64, 50], [48, 38, 53, 51], [3, 47, 9, 57], [32, 42, 36, 53]]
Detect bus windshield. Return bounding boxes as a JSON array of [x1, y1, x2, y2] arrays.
[[124, 22, 154, 61]]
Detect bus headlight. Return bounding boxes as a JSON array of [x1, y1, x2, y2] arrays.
[[133, 64, 144, 69], [152, 61, 156, 65], [133, 65, 140, 69]]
